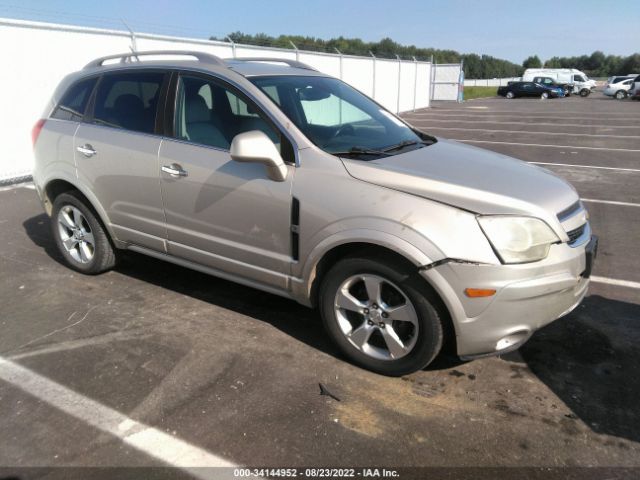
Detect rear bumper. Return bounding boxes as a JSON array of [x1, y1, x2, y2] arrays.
[[421, 233, 594, 358]]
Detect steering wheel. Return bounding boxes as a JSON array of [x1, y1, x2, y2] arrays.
[[332, 124, 355, 139]]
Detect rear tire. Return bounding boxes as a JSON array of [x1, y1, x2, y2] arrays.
[[319, 256, 444, 376], [51, 191, 118, 274]]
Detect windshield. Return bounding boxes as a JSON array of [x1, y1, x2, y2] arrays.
[[250, 75, 433, 158]]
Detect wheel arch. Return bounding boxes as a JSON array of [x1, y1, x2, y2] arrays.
[[299, 240, 457, 357], [42, 177, 122, 248]]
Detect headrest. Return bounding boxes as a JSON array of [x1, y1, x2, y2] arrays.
[[185, 94, 211, 123]]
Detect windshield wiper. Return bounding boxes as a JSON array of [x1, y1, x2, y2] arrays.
[[382, 139, 434, 153], [331, 146, 393, 157]]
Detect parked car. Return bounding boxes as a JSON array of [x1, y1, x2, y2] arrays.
[[531, 76, 573, 96], [497, 81, 563, 99], [603, 75, 636, 99], [32, 51, 597, 376], [629, 75, 640, 100], [523, 68, 596, 96]]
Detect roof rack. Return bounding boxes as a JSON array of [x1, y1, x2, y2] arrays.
[[84, 50, 226, 69], [229, 57, 318, 72]]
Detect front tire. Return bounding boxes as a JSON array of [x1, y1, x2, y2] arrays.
[[51, 191, 117, 274], [615, 90, 627, 100], [505, 91, 515, 99], [319, 256, 444, 376], [541, 92, 549, 99], [580, 88, 590, 97]]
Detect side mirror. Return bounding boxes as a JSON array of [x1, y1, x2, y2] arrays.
[[230, 130, 288, 182]]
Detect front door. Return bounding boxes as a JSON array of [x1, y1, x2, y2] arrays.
[[158, 73, 295, 290], [75, 70, 168, 251]]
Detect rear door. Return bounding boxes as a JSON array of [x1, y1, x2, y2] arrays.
[[158, 72, 295, 289], [74, 70, 169, 251]]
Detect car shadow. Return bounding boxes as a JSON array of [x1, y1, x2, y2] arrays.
[[507, 294, 640, 444], [22, 214, 640, 443], [22, 212, 338, 359]]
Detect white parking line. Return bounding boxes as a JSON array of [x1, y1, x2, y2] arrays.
[[422, 108, 640, 117], [582, 198, 640, 208], [591, 276, 640, 289], [418, 126, 640, 139], [404, 118, 639, 129], [408, 112, 640, 120], [531, 162, 640, 173], [450, 139, 640, 153], [0, 357, 234, 476]]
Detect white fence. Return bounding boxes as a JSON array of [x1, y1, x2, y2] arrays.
[[0, 17, 461, 183], [464, 77, 521, 87]]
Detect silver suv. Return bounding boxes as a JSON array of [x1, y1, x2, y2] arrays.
[[32, 51, 597, 376]]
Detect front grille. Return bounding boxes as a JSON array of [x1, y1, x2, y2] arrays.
[[557, 201, 582, 222], [567, 224, 586, 245]]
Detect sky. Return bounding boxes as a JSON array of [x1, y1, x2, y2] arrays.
[[1, 0, 638, 63]]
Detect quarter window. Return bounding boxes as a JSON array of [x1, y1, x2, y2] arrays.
[[173, 75, 281, 151], [51, 77, 97, 121], [93, 72, 165, 134]]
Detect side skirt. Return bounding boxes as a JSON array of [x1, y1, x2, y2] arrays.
[[127, 244, 301, 303]]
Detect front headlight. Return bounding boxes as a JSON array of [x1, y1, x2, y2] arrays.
[[477, 216, 560, 264]]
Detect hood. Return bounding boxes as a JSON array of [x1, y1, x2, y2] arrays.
[[341, 139, 579, 222]]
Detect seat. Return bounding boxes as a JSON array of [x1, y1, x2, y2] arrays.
[[112, 94, 147, 132], [184, 95, 229, 149]]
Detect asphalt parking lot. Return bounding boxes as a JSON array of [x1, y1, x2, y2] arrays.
[[1, 94, 639, 479]]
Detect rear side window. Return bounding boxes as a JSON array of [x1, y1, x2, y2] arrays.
[[92, 72, 165, 134], [51, 77, 97, 121]]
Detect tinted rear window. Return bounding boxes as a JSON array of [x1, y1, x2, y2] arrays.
[[92, 72, 165, 134], [51, 77, 97, 121]]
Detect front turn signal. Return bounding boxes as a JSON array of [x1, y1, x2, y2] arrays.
[[464, 288, 496, 298]]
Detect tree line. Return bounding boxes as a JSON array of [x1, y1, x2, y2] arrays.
[[211, 32, 522, 78], [212, 32, 639, 79]]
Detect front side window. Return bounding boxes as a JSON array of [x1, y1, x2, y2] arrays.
[[92, 71, 165, 134], [51, 77, 97, 121], [573, 75, 586, 83], [173, 75, 281, 151], [251, 75, 431, 158]]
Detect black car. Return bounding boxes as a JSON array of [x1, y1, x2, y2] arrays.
[[532, 76, 573, 96], [497, 81, 562, 99]]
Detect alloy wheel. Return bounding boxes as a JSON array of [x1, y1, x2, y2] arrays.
[[57, 205, 95, 264], [333, 274, 419, 361]]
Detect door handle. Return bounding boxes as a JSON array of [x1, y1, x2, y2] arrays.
[[76, 144, 97, 157], [161, 164, 188, 177]]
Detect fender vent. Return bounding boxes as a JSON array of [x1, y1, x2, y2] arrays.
[[291, 197, 300, 261]]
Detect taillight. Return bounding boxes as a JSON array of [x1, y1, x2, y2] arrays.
[[31, 119, 46, 148]]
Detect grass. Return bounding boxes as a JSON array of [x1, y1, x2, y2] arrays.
[[462, 86, 498, 100]]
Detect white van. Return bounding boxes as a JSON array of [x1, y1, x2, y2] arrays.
[[523, 68, 597, 96]]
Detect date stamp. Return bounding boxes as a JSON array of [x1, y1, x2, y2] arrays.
[[233, 468, 400, 478]]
